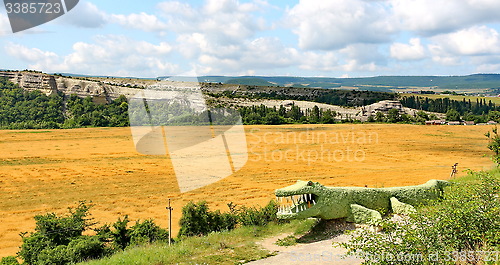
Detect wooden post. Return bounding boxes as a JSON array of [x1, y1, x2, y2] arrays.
[[166, 199, 173, 245]]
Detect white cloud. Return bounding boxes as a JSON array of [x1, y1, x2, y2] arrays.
[[158, 0, 267, 43], [190, 37, 300, 75], [157, 1, 197, 19], [110, 13, 168, 32], [299, 51, 339, 72], [476, 63, 500, 73], [391, 0, 500, 35], [390, 38, 426, 61], [431, 26, 500, 56], [5, 36, 177, 77], [58, 2, 107, 28], [5, 43, 59, 62], [428, 44, 462, 66], [286, 0, 394, 50], [340, 44, 386, 65], [0, 13, 11, 36]]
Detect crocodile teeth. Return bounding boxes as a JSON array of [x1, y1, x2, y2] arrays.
[[313, 199, 316, 205]]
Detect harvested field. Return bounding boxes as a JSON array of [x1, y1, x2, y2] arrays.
[[0, 124, 494, 257]]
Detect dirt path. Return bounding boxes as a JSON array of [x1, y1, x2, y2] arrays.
[[247, 232, 362, 265]]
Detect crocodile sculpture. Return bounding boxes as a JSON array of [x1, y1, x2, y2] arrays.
[[275, 179, 449, 223]]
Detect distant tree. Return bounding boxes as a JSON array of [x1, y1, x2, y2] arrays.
[[485, 126, 500, 165], [321, 109, 336, 124], [386, 109, 401, 123], [446, 109, 461, 121], [375, 111, 386, 122]]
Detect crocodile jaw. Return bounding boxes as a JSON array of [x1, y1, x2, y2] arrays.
[[275, 192, 320, 219], [275, 180, 323, 219]]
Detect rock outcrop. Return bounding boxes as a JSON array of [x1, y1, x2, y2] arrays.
[[0, 71, 148, 103]]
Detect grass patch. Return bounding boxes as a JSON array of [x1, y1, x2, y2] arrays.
[[81, 220, 316, 265], [0, 157, 59, 166], [275, 235, 297, 246], [6, 130, 52, 134]]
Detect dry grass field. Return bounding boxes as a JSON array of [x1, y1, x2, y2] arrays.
[[0, 124, 495, 258]]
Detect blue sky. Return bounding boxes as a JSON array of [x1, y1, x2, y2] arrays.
[[1, 0, 500, 78]]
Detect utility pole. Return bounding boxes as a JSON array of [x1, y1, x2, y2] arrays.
[[166, 199, 173, 245]]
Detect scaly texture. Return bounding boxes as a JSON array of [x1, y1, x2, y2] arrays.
[[275, 179, 448, 223]]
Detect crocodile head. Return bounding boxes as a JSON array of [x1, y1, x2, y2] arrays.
[[275, 180, 327, 219]]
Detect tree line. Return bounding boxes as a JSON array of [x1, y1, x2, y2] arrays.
[[400, 95, 498, 115], [238, 104, 336, 125]]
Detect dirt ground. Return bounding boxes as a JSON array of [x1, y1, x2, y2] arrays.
[[0, 124, 494, 258]]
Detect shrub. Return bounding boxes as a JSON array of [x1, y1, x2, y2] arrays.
[[237, 200, 282, 226], [486, 126, 500, 165], [178, 200, 284, 238], [129, 219, 170, 245], [178, 201, 213, 237], [275, 235, 297, 246], [0, 256, 19, 265], [340, 172, 500, 265], [18, 201, 95, 264]]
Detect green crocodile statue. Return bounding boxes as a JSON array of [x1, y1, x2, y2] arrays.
[[275, 179, 449, 223]]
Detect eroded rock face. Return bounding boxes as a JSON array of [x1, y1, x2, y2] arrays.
[[0, 71, 147, 102]]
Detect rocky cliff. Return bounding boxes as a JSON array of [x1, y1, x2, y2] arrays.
[[0, 71, 151, 103]]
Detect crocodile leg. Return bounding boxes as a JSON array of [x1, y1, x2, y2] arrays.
[[390, 197, 416, 215], [347, 204, 382, 224]]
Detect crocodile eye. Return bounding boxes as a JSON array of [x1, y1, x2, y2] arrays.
[[307, 181, 313, 186]]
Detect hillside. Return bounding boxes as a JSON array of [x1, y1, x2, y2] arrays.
[[184, 74, 500, 93]]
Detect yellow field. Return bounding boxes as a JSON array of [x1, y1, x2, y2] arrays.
[[0, 124, 495, 258]]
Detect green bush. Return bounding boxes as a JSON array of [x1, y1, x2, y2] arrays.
[[178, 201, 218, 237], [340, 171, 500, 265], [0, 256, 19, 265], [178, 200, 284, 238], [129, 219, 170, 246], [275, 235, 297, 246], [16, 202, 168, 264], [486, 126, 500, 165], [237, 200, 282, 226]]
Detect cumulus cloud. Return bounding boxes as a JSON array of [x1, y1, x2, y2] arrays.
[[58, 2, 107, 28], [286, 0, 394, 50], [110, 13, 168, 32], [5, 36, 177, 77], [390, 38, 426, 61], [337, 44, 386, 73], [431, 26, 500, 56], [428, 44, 462, 66], [5, 43, 59, 63], [188, 37, 300, 75], [158, 0, 267, 43], [0, 13, 11, 36], [391, 0, 500, 35], [299, 51, 339, 72]]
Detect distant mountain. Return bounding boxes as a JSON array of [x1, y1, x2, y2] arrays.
[[157, 74, 500, 92]]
